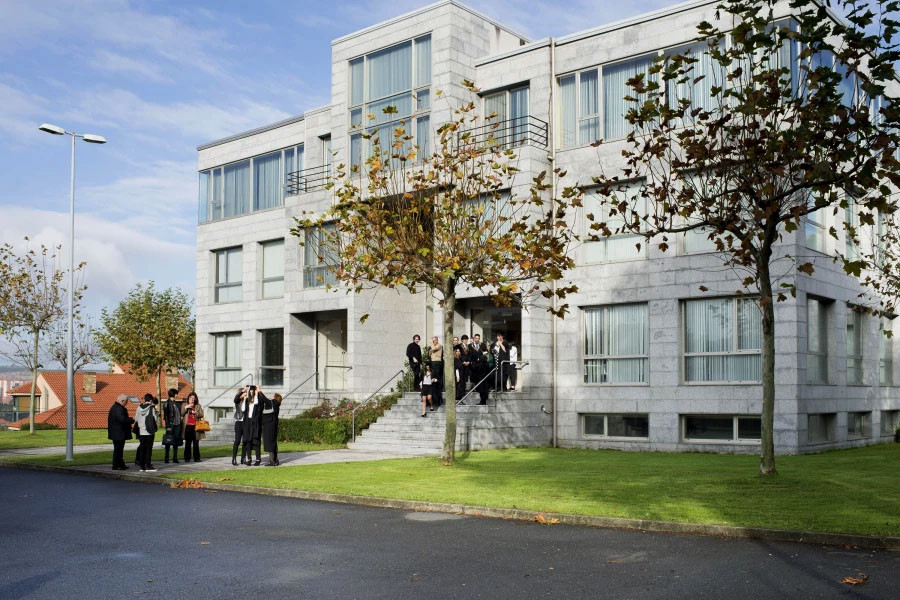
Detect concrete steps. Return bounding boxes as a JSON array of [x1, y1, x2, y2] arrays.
[[348, 393, 464, 453]]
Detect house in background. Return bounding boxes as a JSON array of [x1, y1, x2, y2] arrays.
[[7, 370, 191, 430]]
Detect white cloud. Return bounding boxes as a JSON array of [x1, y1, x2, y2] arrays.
[[0, 80, 49, 141], [88, 50, 174, 84]]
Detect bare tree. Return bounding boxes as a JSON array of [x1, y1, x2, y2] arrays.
[[46, 315, 105, 372]]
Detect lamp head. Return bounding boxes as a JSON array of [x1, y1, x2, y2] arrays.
[[39, 123, 65, 135], [82, 134, 106, 144]]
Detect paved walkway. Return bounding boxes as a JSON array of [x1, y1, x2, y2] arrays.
[[0, 441, 143, 457]]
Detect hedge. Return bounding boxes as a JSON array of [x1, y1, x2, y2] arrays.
[[279, 392, 401, 444], [279, 418, 347, 445]]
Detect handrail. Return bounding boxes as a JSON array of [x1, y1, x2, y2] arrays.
[[351, 369, 404, 442], [284, 163, 332, 195], [495, 360, 530, 392], [457, 367, 497, 406], [280, 371, 319, 402], [208, 373, 253, 407], [457, 115, 550, 151]]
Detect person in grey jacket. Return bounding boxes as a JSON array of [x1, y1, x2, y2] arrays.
[[162, 388, 182, 464], [134, 394, 159, 472]]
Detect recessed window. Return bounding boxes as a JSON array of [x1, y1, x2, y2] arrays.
[[584, 182, 647, 263], [808, 413, 835, 443], [260, 328, 284, 387], [128, 396, 139, 403], [847, 411, 871, 439], [682, 415, 761, 442], [583, 303, 648, 384], [214, 247, 242, 303], [683, 297, 761, 383], [483, 85, 530, 149], [80, 396, 93, 403], [261, 240, 284, 299], [846, 306, 863, 385], [807, 297, 829, 384], [881, 410, 899, 436], [304, 224, 337, 288], [880, 318, 894, 386], [582, 414, 648, 438], [213, 332, 242, 387]]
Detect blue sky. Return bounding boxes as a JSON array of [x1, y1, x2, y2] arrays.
[[0, 0, 675, 322]]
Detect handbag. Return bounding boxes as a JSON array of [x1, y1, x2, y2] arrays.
[[162, 432, 175, 446], [196, 418, 211, 432]]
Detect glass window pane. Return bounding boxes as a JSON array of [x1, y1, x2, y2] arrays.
[[367, 40, 412, 101], [367, 92, 413, 125], [283, 148, 295, 199], [350, 57, 364, 107], [253, 151, 282, 211], [559, 74, 577, 148], [212, 168, 223, 220], [603, 57, 651, 139], [414, 35, 431, 88], [227, 249, 242, 284], [737, 298, 761, 351], [262, 240, 284, 280], [416, 116, 430, 160], [223, 160, 250, 218], [737, 417, 761, 439], [584, 414, 605, 435], [579, 69, 599, 117], [607, 415, 649, 438], [216, 251, 227, 285], [685, 298, 733, 353], [685, 416, 734, 440], [262, 280, 283, 299], [198, 171, 209, 223]]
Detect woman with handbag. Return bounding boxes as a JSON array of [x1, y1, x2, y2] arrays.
[[261, 391, 282, 466], [181, 392, 207, 463]]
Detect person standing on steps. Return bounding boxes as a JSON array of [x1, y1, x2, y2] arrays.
[[162, 388, 182, 464], [406, 334, 423, 391], [420, 364, 435, 416], [454, 347, 465, 402], [107, 394, 134, 471], [181, 392, 205, 462], [508, 340, 519, 391], [429, 336, 444, 406], [134, 393, 159, 472], [492, 333, 510, 392], [261, 391, 281, 466], [232, 388, 249, 466]]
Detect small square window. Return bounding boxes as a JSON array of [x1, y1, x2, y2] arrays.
[[80, 396, 93, 403]]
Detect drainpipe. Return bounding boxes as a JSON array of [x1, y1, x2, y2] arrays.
[[548, 37, 558, 448]]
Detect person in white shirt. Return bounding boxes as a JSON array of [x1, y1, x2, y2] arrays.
[[420, 364, 435, 417], [508, 341, 519, 391]]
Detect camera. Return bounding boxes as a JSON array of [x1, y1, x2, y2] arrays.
[[249, 385, 257, 391]]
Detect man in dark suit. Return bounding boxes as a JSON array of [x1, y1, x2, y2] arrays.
[[406, 335, 423, 390], [107, 394, 135, 470], [453, 348, 465, 401]]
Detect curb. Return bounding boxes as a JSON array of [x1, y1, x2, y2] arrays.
[[3, 461, 899, 550]]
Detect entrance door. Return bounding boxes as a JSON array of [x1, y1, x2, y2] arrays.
[[470, 307, 522, 356], [316, 318, 347, 390]]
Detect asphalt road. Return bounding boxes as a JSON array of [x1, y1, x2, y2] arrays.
[[1, 468, 899, 599]]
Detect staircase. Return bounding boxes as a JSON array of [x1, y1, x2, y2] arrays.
[[347, 392, 467, 453]]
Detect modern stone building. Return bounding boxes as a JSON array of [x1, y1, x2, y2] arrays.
[[195, 0, 899, 453]]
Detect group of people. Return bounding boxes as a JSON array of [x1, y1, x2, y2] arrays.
[[106, 388, 206, 472], [232, 385, 282, 467], [405, 333, 519, 416]]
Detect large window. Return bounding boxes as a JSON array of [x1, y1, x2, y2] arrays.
[[881, 410, 900, 436], [683, 297, 761, 382], [683, 415, 761, 442], [199, 145, 303, 223], [847, 411, 871, 439], [261, 240, 284, 299], [665, 41, 726, 114], [483, 86, 530, 148], [807, 297, 829, 384], [304, 224, 337, 288], [260, 328, 284, 387], [559, 68, 602, 147], [583, 303, 648, 384], [349, 35, 431, 170], [808, 413, 835, 443], [213, 332, 242, 387], [584, 183, 647, 262], [582, 413, 649, 438], [880, 318, 894, 386], [214, 247, 242, 303], [846, 306, 863, 385]]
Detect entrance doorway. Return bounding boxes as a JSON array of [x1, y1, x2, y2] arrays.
[[470, 306, 522, 356], [316, 318, 347, 390]]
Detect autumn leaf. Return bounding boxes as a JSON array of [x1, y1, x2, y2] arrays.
[[840, 573, 868, 586], [534, 513, 560, 525], [171, 478, 204, 489]]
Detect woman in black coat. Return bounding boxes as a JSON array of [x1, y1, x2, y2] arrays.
[[241, 387, 263, 466], [233, 388, 249, 466], [107, 394, 134, 471], [261, 392, 282, 466]]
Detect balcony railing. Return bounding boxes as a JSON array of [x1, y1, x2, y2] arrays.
[[457, 115, 549, 151], [285, 163, 332, 195]]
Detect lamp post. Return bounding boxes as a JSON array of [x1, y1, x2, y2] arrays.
[[39, 123, 106, 462]]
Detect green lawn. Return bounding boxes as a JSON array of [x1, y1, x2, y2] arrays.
[[171, 445, 900, 537], [0, 429, 113, 450], [0, 442, 344, 467]]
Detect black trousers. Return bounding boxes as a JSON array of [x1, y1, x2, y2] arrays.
[[164, 436, 179, 461], [111, 439, 126, 469], [137, 435, 154, 468], [410, 362, 421, 389], [183, 426, 200, 461], [233, 421, 244, 459]]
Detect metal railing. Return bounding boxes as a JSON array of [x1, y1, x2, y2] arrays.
[[457, 367, 497, 406], [208, 373, 253, 408], [285, 163, 332, 195], [495, 360, 530, 392], [457, 115, 549, 151], [280, 371, 318, 402], [351, 369, 404, 442]]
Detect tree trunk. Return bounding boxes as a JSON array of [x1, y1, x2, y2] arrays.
[[28, 330, 39, 435], [156, 368, 162, 403], [440, 279, 457, 465], [758, 248, 777, 476]]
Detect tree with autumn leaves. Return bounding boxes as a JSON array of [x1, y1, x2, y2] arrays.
[[294, 84, 582, 465], [588, 0, 900, 474]]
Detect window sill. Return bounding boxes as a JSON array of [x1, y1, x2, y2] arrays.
[[200, 204, 285, 226], [682, 438, 760, 445], [213, 300, 243, 305], [583, 382, 650, 387], [681, 381, 761, 386], [582, 435, 649, 441], [806, 439, 835, 445], [581, 256, 649, 266]]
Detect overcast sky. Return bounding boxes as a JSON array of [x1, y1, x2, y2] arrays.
[[0, 0, 676, 351]]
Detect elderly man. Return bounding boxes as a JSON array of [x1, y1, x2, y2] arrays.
[[107, 394, 135, 471]]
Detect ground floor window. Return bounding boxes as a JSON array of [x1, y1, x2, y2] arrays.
[[260, 328, 284, 387], [682, 415, 761, 442], [808, 413, 835, 443], [881, 410, 900, 436], [582, 413, 649, 438], [847, 411, 871, 439], [213, 332, 242, 387]]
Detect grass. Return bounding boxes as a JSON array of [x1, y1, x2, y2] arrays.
[[0, 429, 113, 450], [0, 442, 345, 468], [168, 444, 900, 537]]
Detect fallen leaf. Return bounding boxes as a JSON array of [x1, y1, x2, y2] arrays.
[[203, 490, 218, 494], [841, 573, 868, 586], [171, 478, 204, 489], [199, 542, 210, 545], [534, 513, 560, 525], [216, 477, 234, 482]]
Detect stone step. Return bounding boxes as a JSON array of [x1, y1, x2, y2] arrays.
[[347, 440, 444, 452], [360, 430, 449, 442]]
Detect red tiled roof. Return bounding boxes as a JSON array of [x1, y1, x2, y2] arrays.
[[8, 382, 39, 395], [8, 371, 191, 430]]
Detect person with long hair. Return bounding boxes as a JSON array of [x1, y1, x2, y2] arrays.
[[233, 387, 249, 466], [241, 386, 263, 466], [420, 364, 435, 417], [181, 392, 205, 462], [261, 392, 282, 466]]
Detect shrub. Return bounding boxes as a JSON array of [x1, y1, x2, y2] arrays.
[[296, 392, 401, 440], [279, 419, 347, 445], [34, 422, 61, 430]]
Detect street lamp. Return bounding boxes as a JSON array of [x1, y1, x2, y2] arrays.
[[39, 123, 106, 462]]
